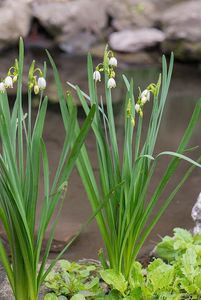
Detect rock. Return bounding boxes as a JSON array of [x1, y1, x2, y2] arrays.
[[91, 44, 155, 64], [0, 0, 31, 50], [162, 40, 201, 62], [160, 0, 201, 42], [160, 0, 201, 61], [192, 192, 201, 235], [107, 0, 156, 31], [115, 51, 156, 65], [59, 32, 97, 54], [32, 0, 109, 53], [0, 264, 13, 300], [0, 262, 49, 299], [0, 259, 102, 299], [109, 28, 165, 53]]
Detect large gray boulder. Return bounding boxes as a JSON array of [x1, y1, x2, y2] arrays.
[[109, 28, 165, 53], [31, 0, 165, 54], [0, 0, 31, 50], [192, 193, 201, 235], [32, 0, 109, 53], [107, 0, 156, 31], [159, 0, 201, 61]]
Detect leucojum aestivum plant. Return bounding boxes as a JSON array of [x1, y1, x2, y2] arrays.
[[65, 48, 201, 282], [0, 38, 95, 300]]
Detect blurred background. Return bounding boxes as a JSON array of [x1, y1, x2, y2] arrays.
[[0, 0, 201, 261], [0, 0, 200, 60]]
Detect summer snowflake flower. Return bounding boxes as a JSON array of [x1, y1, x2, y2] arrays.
[[141, 89, 150, 104], [38, 77, 46, 89], [0, 82, 5, 93], [93, 70, 101, 82], [109, 57, 117, 67], [135, 103, 140, 113], [4, 76, 13, 88], [107, 78, 116, 88]]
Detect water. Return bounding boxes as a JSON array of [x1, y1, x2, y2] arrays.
[[2, 48, 201, 260]]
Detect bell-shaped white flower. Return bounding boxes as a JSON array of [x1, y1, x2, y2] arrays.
[[109, 57, 117, 67], [93, 70, 101, 82], [135, 103, 140, 113], [107, 78, 116, 89], [4, 76, 13, 88], [38, 77, 46, 90], [141, 89, 150, 104], [0, 82, 5, 93]]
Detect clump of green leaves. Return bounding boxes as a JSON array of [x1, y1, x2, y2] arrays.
[[155, 227, 201, 262], [43, 229, 201, 300], [0, 38, 95, 300], [44, 260, 105, 300], [100, 229, 201, 299], [67, 44, 201, 280], [154, 228, 201, 298]]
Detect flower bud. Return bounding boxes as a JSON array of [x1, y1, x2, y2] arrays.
[[4, 76, 13, 88], [34, 85, 39, 95], [135, 103, 140, 113], [38, 77, 46, 90], [13, 75, 18, 83], [107, 78, 116, 89], [109, 57, 117, 67], [0, 82, 5, 93], [93, 70, 101, 82]]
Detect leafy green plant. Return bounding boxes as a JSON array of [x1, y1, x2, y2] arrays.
[[155, 227, 201, 262], [44, 260, 104, 299], [0, 38, 95, 300], [44, 230, 201, 300], [66, 47, 201, 279], [100, 229, 201, 299], [135, 230, 201, 299]]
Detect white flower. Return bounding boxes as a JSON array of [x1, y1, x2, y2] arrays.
[[141, 89, 149, 98], [141, 89, 150, 104], [38, 77, 46, 89], [93, 70, 101, 82], [109, 57, 117, 67], [0, 82, 5, 93], [4, 76, 13, 88], [107, 78, 116, 89], [135, 103, 140, 113]]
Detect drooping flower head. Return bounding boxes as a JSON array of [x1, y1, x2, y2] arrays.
[[93, 48, 118, 89], [0, 82, 5, 93], [93, 70, 101, 82], [135, 103, 140, 113], [3, 59, 19, 89], [141, 89, 150, 104], [107, 78, 116, 89], [38, 77, 46, 89], [4, 76, 13, 88], [109, 56, 117, 67], [28, 61, 46, 94]]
